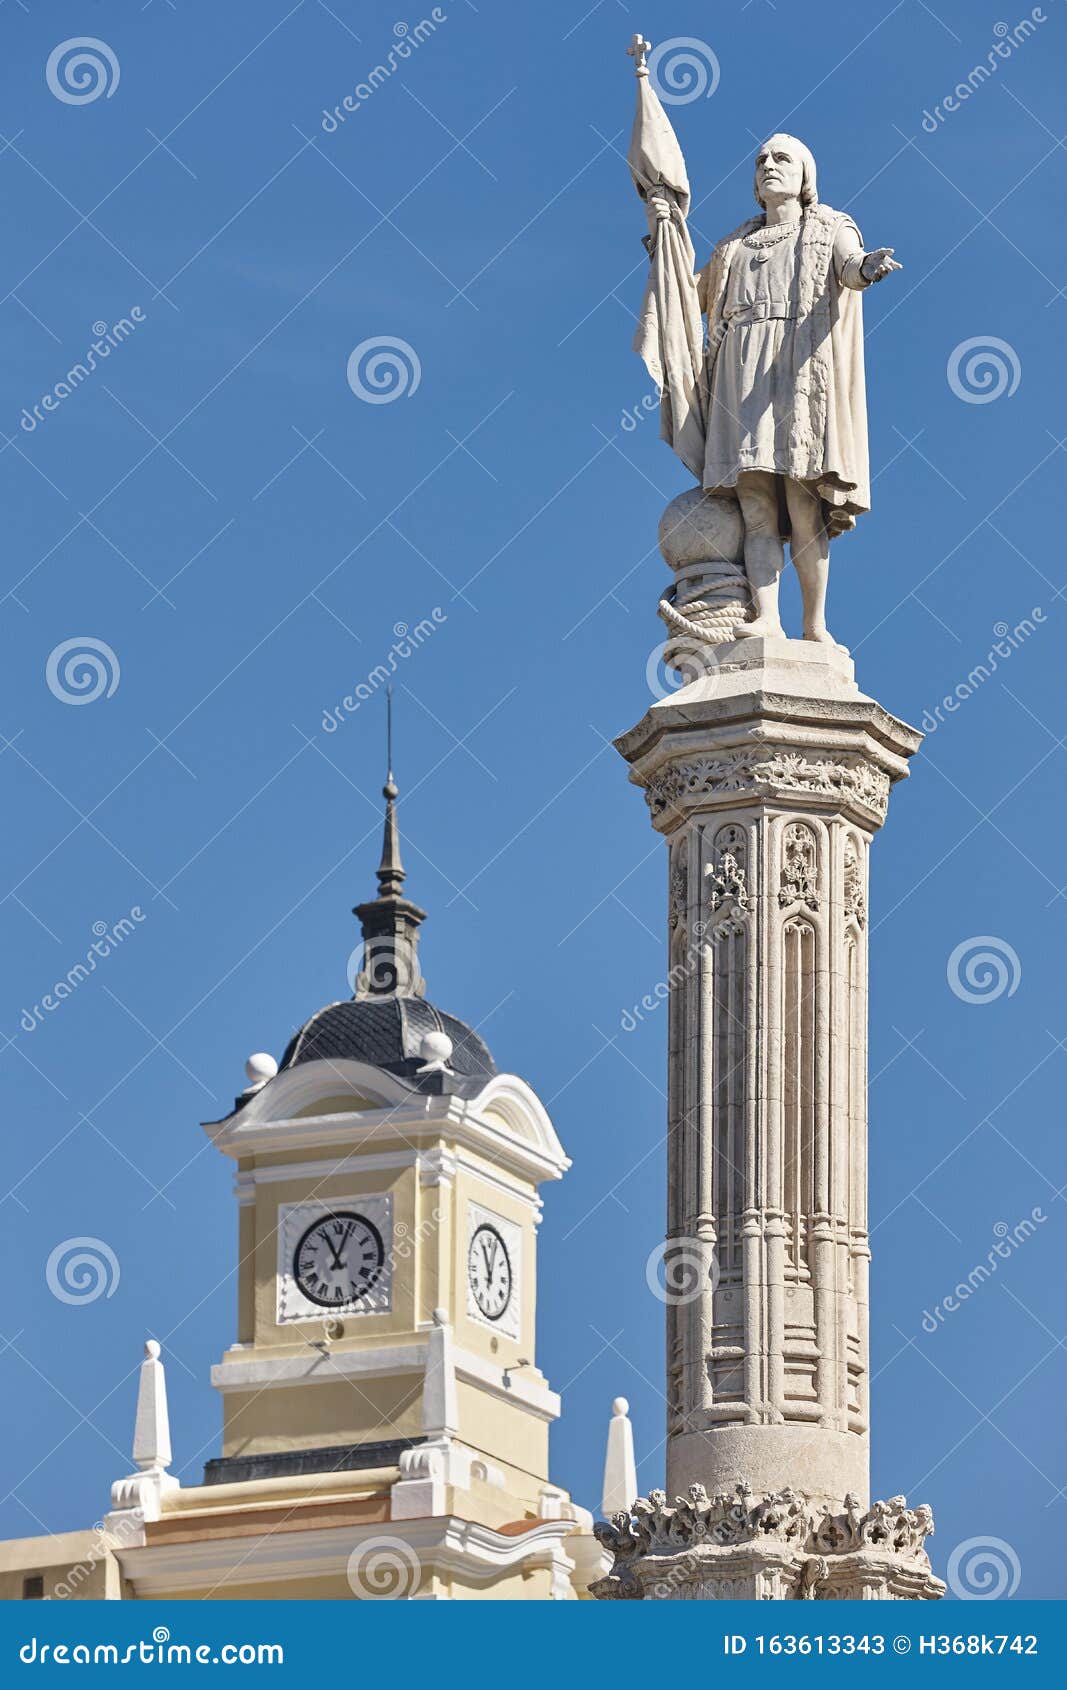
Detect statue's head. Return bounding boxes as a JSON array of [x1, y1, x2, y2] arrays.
[[753, 134, 817, 210]]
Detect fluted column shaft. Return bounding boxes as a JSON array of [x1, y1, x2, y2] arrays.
[[616, 641, 920, 1511]]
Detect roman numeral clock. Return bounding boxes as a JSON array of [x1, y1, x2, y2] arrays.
[[290, 1208, 390, 1313]]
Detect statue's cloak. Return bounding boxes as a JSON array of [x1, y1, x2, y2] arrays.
[[697, 205, 870, 537]]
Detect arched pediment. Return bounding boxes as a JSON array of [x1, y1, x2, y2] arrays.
[[211, 1058, 415, 1131], [467, 1074, 570, 1177]]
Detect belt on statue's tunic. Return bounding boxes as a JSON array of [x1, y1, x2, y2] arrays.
[[723, 299, 795, 326]]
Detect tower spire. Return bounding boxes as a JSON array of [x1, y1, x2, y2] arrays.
[[353, 689, 427, 998]]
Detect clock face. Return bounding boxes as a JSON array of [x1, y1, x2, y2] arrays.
[[467, 1223, 513, 1323], [293, 1211, 385, 1309]]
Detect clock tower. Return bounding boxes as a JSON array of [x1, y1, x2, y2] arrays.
[[90, 763, 601, 1599], [205, 762, 569, 1499]]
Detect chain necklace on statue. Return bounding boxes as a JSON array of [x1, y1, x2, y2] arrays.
[[742, 217, 802, 250]]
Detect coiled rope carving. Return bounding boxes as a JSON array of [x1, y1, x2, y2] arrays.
[[659, 559, 753, 655]]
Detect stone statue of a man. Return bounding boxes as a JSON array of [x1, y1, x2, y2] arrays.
[[629, 50, 900, 645]]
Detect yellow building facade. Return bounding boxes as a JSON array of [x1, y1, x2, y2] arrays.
[[1, 774, 603, 1601]]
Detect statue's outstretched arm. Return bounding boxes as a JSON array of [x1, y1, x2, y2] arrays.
[[834, 222, 903, 290]]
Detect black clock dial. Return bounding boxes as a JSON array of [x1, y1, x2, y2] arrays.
[[468, 1223, 512, 1322], [293, 1211, 385, 1309]]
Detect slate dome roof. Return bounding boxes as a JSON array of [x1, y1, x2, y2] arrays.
[[279, 995, 496, 1085]]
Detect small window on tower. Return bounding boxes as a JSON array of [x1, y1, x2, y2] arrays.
[[22, 1575, 44, 1600]]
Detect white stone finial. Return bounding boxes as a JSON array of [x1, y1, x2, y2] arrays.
[[133, 1337, 172, 1473], [601, 1394, 638, 1520], [627, 33, 651, 77], [417, 1031, 453, 1074], [103, 1339, 180, 1537], [244, 1051, 277, 1088]]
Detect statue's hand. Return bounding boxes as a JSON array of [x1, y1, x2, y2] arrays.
[[860, 247, 902, 283], [646, 188, 673, 229]]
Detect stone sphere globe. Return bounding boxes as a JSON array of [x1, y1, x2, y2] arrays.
[[419, 1030, 454, 1068], [245, 1051, 278, 1085], [658, 487, 745, 572]]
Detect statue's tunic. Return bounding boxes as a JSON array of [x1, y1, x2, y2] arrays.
[[697, 205, 871, 537]]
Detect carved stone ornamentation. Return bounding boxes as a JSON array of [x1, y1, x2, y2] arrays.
[[844, 838, 867, 928], [644, 750, 891, 828], [706, 825, 749, 913], [778, 822, 819, 910], [591, 1484, 943, 1602], [669, 859, 687, 931]]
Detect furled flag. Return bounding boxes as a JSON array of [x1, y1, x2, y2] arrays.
[[627, 55, 706, 479]]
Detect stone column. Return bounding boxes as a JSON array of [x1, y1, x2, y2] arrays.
[[595, 636, 944, 1601]]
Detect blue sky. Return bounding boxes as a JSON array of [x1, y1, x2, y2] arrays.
[[0, 0, 1064, 1599]]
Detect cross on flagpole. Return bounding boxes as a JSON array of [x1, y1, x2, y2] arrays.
[[627, 32, 650, 78]]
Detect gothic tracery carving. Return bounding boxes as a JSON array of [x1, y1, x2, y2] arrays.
[[706, 824, 749, 913], [779, 822, 819, 911], [669, 859, 687, 931], [843, 837, 867, 928]]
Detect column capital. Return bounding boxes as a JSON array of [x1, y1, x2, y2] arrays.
[[616, 639, 921, 836]]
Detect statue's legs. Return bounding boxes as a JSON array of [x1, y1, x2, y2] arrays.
[[783, 478, 836, 645], [733, 471, 786, 639], [733, 473, 837, 645]]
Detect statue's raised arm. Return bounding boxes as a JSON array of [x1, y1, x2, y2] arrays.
[[625, 37, 901, 649]]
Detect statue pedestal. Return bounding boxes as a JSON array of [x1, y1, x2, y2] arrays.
[[602, 639, 942, 1602]]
